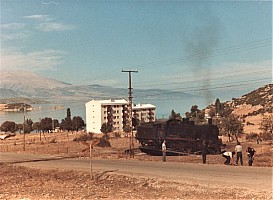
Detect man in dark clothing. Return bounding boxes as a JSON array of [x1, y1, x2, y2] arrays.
[[246, 147, 256, 166], [201, 141, 208, 164], [235, 142, 243, 165]]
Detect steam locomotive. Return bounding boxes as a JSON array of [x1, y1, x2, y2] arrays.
[[136, 118, 222, 155]]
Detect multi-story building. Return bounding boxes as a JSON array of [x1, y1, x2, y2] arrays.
[[133, 103, 156, 123], [85, 99, 156, 133]]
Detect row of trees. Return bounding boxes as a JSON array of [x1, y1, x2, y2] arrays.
[[0, 108, 85, 134]]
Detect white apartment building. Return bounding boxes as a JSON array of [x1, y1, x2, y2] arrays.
[[85, 99, 128, 133], [85, 99, 156, 133], [133, 103, 156, 123]]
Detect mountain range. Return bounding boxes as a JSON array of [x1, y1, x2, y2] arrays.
[[0, 70, 196, 104]]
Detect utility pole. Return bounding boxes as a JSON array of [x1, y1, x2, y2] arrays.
[[122, 69, 138, 158], [52, 118, 54, 133], [39, 118, 42, 141], [23, 104, 26, 151]]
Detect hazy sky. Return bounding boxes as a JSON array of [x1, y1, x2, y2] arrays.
[[1, 0, 272, 100]]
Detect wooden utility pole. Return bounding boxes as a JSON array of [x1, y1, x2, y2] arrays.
[[23, 112, 26, 151], [39, 118, 42, 141], [122, 69, 138, 158], [52, 118, 54, 132]]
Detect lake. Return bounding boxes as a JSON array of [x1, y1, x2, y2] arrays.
[[0, 97, 208, 124]]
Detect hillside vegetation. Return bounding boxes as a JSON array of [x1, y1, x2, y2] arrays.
[[218, 84, 272, 134], [228, 84, 272, 116]]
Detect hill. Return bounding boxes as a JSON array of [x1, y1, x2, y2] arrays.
[[210, 84, 273, 134]]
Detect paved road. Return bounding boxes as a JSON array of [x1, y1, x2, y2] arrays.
[[1, 152, 272, 193]]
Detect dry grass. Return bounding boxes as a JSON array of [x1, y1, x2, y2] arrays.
[[1, 131, 272, 167]]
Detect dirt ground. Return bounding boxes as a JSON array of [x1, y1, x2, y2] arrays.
[[0, 131, 272, 200]]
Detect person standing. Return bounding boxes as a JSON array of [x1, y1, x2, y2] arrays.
[[246, 147, 256, 166], [201, 141, 208, 164], [162, 140, 167, 162], [235, 142, 243, 165]]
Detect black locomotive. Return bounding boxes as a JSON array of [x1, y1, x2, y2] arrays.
[[136, 118, 222, 156]]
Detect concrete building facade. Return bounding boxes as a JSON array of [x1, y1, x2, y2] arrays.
[[85, 99, 156, 133], [133, 103, 156, 123]]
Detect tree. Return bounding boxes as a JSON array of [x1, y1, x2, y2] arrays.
[[208, 107, 216, 118], [221, 114, 244, 141], [0, 121, 17, 133], [215, 98, 221, 114], [221, 106, 233, 117], [32, 122, 41, 133], [52, 119, 59, 130], [123, 124, 131, 133], [60, 117, 72, 131], [169, 110, 182, 120], [17, 123, 23, 134], [132, 117, 140, 130], [60, 108, 73, 131], [23, 119, 33, 133], [259, 115, 273, 140], [185, 105, 205, 124], [100, 122, 112, 134], [72, 116, 84, 131], [100, 122, 112, 139], [67, 108, 71, 119], [41, 117, 53, 133]]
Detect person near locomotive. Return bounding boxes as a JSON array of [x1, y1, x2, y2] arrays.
[[222, 151, 235, 165], [162, 140, 167, 162], [201, 141, 209, 164], [246, 147, 256, 166], [235, 142, 243, 165]]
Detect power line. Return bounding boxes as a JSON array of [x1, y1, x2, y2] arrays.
[[71, 38, 271, 86], [133, 78, 271, 99], [134, 66, 271, 88], [136, 38, 272, 70]]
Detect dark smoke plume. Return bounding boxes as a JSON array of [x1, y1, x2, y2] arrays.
[[186, 16, 222, 104]]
